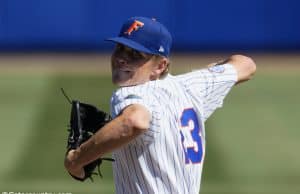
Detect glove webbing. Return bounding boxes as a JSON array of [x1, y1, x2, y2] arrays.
[[75, 101, 84, 148]]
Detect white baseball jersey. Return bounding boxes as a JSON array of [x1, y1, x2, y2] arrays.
[[110, 64, 237, 194]]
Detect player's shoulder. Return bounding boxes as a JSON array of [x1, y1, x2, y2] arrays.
[[113, 82, 155, 97], [115, 76, 173, 94], [112, 75, 176, 102], [111, 82, 155, 105], [175, 64, 237, 80]]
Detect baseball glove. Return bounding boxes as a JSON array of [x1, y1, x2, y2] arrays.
[[62, 88, 114, 182]]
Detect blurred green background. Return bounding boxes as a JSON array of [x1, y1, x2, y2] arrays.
[[0, 53, 299, 194]]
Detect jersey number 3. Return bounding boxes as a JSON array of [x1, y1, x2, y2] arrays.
[[180, 108, 203, 164]]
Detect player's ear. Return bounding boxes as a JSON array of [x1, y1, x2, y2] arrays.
[[151, 57, 168, 78]]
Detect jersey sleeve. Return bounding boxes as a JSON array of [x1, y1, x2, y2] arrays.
[[110, 86, 160, 145], [178, 64, 238, 121], [112, 92, 153, 117]]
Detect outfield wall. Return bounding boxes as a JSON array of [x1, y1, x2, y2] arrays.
[[0, 0, 299, 51]]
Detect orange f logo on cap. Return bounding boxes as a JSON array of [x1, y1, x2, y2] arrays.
[[124, 20, 144, 35]]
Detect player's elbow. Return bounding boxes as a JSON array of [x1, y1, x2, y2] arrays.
[[120, 104, 151, 136], [229, 55, 257, 83], [125, 111, 150, 131]]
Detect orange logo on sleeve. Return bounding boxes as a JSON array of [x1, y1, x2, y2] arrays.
[[124, 20, 144, 35]]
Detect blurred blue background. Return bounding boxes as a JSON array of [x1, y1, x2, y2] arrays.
[[0, 0, 299, 51]]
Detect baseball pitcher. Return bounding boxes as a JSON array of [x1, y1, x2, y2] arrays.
[[64, 16, 256, 194]]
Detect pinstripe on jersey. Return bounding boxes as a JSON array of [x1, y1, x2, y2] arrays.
[[110, 64, 237, 194]]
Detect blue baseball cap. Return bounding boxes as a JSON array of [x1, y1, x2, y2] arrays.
[[106, 16, 172, 57]]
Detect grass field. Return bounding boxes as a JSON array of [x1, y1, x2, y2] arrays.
[[0, 53, 299, 194]]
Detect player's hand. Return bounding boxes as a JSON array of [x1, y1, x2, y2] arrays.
[[64, 149, 85, 179]]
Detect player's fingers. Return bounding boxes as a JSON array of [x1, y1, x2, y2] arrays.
[[64, 150, 85, 179], [64, 150, 77, 170], [68, 166, 85, 179]]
